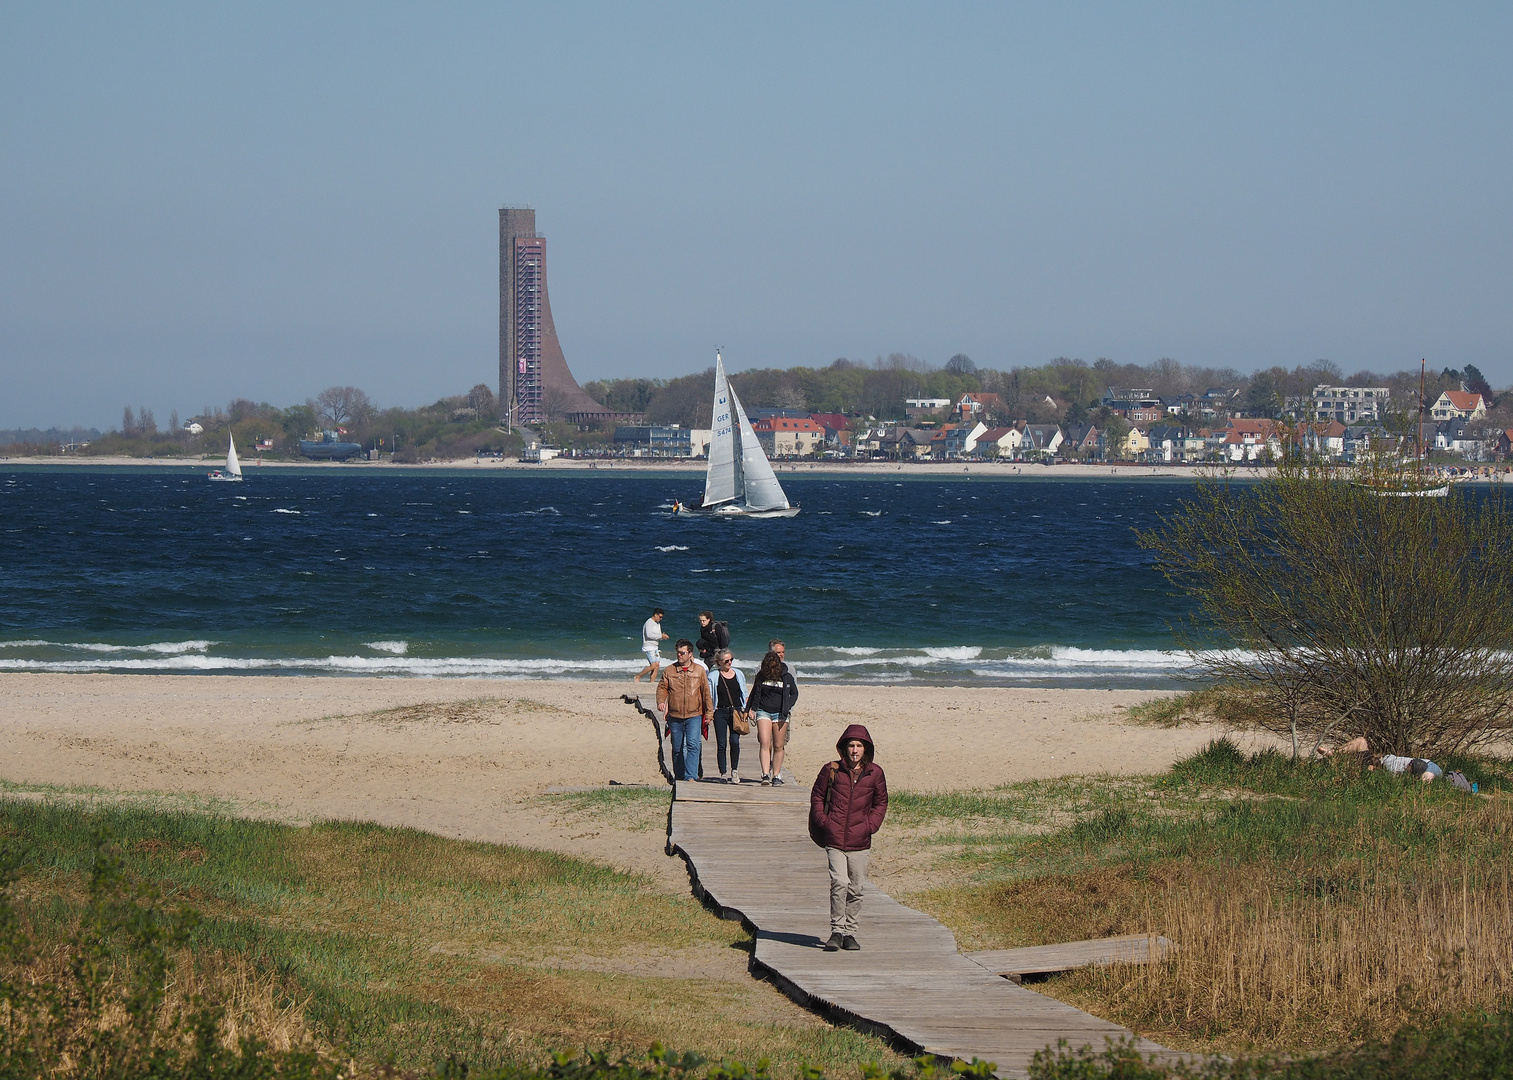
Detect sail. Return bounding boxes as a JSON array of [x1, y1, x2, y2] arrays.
[[703, 355, 738, 506], [226, 434, 242, 478], [729, 385, 790, 511]]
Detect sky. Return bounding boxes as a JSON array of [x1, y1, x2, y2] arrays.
[[3, 3, 1512, 431]]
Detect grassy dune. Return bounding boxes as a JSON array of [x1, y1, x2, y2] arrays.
[[0, 797, 900, 1075]]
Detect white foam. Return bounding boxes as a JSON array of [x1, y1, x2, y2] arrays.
[[923, 646, 982, 660], [0, 639, 213, 655], [272, 508, 300, 514], [823, 646, 883, 656], [656, 545, 690, 552], [365, 640, 409, 655]]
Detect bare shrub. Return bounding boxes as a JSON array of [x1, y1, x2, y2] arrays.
[[1138, 453, 1513, 756]]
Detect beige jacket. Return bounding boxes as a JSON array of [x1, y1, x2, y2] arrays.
[[658, 661, 713, 720]]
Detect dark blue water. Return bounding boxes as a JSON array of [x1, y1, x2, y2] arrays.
[[0, 468, 1200, 685]]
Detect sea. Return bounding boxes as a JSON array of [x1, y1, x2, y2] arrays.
[[0, 467, 1216, 688]]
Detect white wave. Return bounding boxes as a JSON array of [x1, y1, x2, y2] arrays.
[[823, 646, 883, 656], [272, 508, 300, 514], [932, 520, 952, 525], [861, 510, 882, 517], [365, 640, 409, 655], [0, 639, 213, 655], [924, 646, 982, 660], [656, 545, 690, 552], [0, 654, 641, 677]]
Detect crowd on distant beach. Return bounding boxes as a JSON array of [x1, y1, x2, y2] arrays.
[[637, 607, 799, 787]]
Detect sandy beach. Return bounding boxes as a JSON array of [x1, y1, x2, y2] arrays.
[[0, 673, 1282, 892]]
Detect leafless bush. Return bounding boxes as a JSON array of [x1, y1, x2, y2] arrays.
[[1138, 452, 1513, 756]]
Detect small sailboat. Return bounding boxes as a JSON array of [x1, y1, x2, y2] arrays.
[[208, 433, 244, 482], [675, 352, 799, 519]]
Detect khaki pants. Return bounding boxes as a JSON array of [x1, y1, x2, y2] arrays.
[[826, 848, 868, 935]]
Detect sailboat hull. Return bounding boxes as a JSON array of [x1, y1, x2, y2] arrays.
[[673, 503, 800, 519], [207, 473, 242, 482]]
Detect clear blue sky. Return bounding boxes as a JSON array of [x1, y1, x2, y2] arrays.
[[3, 2, 1511, 430]]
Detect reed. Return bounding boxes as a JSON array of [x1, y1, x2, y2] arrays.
[[896, 742, 1513, 1055]]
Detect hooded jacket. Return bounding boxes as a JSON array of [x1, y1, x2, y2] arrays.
[[809, 723, 888, 851]]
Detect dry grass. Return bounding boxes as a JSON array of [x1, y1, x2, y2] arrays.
[[889, 743, 1513, 1057], [1057, 854, 1513, 1052], [1, 799, 904, 1075]]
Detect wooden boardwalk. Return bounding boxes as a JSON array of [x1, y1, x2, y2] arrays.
[[966, 936, 1174, 979], [667, 779, 1171, 1078]]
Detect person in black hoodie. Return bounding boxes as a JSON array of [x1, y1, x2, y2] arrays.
[[809, 724, 888, 951], [696, 611, 730, 667]]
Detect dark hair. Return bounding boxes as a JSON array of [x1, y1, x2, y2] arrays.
[[652, 608, 664, 617], [675, 638, 694, 654], [699, 610, 714, 622], [757, 650, 784, 683]]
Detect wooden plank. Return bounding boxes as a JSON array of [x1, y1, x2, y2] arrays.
[[667, 791, 1179, 1078], [966, 936, 1175, 976]]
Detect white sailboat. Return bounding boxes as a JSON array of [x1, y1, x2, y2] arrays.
[[208, 433, 244, 482], [675, 353, 799, 519]]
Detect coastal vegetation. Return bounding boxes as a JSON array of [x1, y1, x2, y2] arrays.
[[891, 740, 1513, 1057], [1137, 451, 1513, 757], [6, 759, 1513, 1078], [0, 799, 898, 1077]]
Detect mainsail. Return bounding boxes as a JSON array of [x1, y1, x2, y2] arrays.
[[226, 434, 243, 478], [703, 356, 738, 507], [729, 383, 790, 512]]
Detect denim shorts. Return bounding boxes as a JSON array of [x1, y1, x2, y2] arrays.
[[754, 709, 784, 724]]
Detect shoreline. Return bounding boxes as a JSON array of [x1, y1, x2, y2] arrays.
[[0, 454, 1228, 480]]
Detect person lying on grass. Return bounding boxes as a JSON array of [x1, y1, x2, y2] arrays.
[[1318, 736, 1444, 782]]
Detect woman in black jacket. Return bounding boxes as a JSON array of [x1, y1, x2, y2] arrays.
[[696, 611, 729, 667], [747, 649, 798, 785]]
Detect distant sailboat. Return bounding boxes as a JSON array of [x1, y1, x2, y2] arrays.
[[208, 433, 244, 482], [674, 353, 799, 519]]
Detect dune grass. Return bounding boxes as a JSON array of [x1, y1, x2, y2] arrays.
[[891, 741, 1513, 1056], [0, 795, 901, 1075]]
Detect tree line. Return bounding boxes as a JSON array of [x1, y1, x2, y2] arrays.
[[586, 354, 1504, 430]]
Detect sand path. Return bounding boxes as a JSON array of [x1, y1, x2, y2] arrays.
[[0, 674, 1269, 891]]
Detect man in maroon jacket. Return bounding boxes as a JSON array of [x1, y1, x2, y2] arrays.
[[809, 723, 888, 951]]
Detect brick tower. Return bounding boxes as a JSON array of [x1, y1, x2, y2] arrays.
[[498, 208, 604, 427]]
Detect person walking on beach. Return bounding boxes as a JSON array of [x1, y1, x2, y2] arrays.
[[697, 610, 730, 668], [770, 638, 798, 751], [748, 650, 798, 785], [657, 639, 712, 782], [810, 725, 888, 952], [634, 608, 669, 683], [707, 649, 747, 783]]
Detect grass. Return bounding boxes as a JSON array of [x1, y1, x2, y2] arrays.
[[888, 740, 1513, 1056], [0, 794, 902, 1075]]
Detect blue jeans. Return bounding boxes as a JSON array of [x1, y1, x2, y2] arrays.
[[668, 715, 702, 781]]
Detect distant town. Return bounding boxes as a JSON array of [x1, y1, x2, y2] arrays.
[[5, 356, 1509, 468]]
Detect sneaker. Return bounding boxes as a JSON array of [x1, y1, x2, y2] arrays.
[[823, 933, 843, 952], [771, 775, 785, 786], [760, 774, 771, 786], [841, 935, 861, 951]]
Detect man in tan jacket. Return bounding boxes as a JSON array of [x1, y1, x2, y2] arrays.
[[657, 638, 713, 781]]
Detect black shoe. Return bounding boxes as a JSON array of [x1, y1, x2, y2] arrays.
[[823, 933, 843, 952], [841, 935, 860, 951]]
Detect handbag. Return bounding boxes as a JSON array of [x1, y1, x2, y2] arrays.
[[731, 709, 751, 735]]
